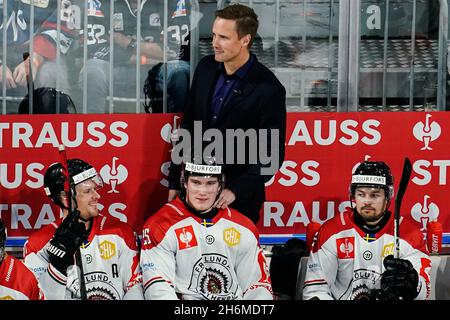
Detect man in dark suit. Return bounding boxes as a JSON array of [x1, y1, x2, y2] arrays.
[[168, 4, 286, 224]]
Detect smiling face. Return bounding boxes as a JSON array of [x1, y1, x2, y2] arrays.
[[185, 176, 220, 213], [354, 187, 389, 225], [74, 179, 101, 220], [212, 17, 251, 66]]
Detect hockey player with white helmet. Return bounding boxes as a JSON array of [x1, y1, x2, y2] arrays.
[[303, 161, 431, 300], [24, 158, 143, 300], [140, 156, 273, 300]]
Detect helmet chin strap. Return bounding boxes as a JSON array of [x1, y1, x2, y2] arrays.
[[62, 191, 91, 223]]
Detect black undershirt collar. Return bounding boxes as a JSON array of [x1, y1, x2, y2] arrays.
[[182, 198, 220, 220]]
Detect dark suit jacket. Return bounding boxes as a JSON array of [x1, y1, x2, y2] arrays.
[[169, 54, 286, 223]]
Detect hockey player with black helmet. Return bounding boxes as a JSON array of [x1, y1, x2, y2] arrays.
[[140, 156, 273, 300], [303, 161, 431, 300], [23, 158, 143, 300], [0, 218, 44, 300]]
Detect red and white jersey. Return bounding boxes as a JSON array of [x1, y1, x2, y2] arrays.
[[23, 214, 143, 300], [303, 209, 431, 300], [0, 254, 44, 300], [141, 197, 272, 300]]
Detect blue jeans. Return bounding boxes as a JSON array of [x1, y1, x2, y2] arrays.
[[154, 60, 190, 113]]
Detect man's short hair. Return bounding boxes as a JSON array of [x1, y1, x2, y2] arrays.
[[215, 4, 259, 48]]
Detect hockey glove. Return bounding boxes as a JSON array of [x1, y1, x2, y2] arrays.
[[47, 210, 88, 275], [379, 255, 419, 300]]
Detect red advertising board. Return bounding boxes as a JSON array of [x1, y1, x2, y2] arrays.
[[0, 112, 449, 245]]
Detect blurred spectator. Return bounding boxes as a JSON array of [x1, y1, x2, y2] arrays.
[[0, 0, 78, 113], [18, 87, 77, 114], [75, 0, 112, 113], [113, 0, 192, 113]]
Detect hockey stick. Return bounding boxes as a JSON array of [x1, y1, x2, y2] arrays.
[[58, 145, 88, 300], [394, 157, 412, 259]]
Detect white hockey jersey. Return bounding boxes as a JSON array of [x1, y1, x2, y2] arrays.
[[303, 209, 431, 300], [0, 254, 44, 300], [140, 197, 273, 300], [23, 214, 143, 300]]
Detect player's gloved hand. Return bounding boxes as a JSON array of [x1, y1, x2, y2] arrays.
[[47, 210, 88, 275], [378, 255, 419, 300]]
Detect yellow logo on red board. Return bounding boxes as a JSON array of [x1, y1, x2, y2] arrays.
[[223, 228, 241, 247], [99, 240, 116, 260]]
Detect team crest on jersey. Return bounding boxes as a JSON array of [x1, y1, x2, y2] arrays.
[[336, 237, 355, 259], [99, 240, 116, 260], [149, 13, 161, 27], [0, 296, 13, 300], [172, 0, 187, 18], [189, 253, 238, 300], [113, 13, 124, 31], [68, 270, 121, 300], [21, 0, 49, 8], [88, 0, 104, 17], [381, 243, 394, 258], [345, 268, 382, 300], [175, 225, 198, 250], [223, 228, 240, 247]]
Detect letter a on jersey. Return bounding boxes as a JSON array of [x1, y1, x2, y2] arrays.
[[175, 225, 198, 250]]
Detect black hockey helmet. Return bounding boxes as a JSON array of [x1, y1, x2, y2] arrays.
[[18, 87, 76, 114], [44, 159, 103, 209], [350, 161, 394, 199]]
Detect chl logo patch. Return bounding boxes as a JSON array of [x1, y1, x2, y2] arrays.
[[223, 228, 241, 247], [382, 243, 394, 258], [99, 240, 116, 260], [175, 225, 198, 250], [336, 237, 355, 259]]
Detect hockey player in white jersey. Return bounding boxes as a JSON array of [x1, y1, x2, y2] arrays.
[[303, 161, 431, 300], [0, 219, 44, 300], [24, 158, 143, 300], [140, 157, 273, 300]]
